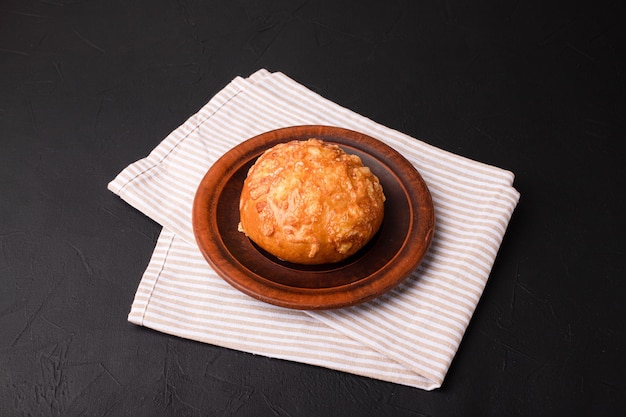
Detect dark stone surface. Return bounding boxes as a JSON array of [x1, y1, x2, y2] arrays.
[[1, 0, 624, 415]]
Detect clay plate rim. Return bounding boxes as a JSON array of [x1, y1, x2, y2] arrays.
[[192, 125, 435, 310]]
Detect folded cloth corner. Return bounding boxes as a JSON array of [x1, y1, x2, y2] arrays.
[[108, 69, 519, 390]]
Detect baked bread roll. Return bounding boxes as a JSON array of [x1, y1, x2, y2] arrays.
[[238, 138, 385, 264]]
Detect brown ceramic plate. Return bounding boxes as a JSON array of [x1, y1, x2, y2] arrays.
[[192, 125, 435, 310]]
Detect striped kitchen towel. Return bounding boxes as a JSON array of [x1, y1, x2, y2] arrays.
[[108, 69, 519, 390]]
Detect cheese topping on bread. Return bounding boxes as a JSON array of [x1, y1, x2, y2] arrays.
[[238, 138, 385, 265]]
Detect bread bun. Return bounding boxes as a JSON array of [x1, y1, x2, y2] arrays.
[[238, 138, 385, 264]]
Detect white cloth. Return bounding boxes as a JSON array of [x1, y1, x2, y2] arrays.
[[108, 69, 519, 390]]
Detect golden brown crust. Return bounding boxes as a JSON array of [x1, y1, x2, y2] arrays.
[[238, 138, 385, 264]]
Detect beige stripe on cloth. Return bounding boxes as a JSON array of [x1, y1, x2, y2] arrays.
[[108, 69, 519, 390]]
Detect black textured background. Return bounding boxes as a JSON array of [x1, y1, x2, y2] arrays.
[[1, 0, 625, 416]]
